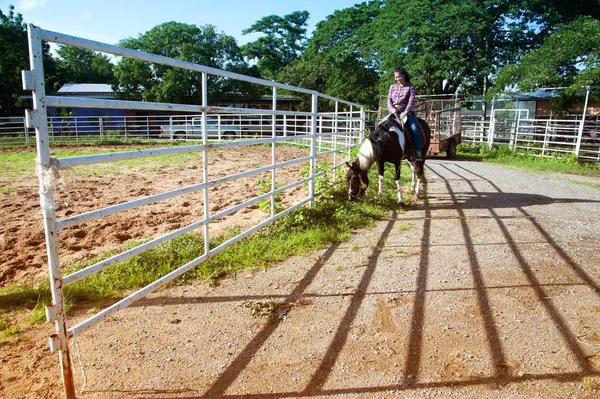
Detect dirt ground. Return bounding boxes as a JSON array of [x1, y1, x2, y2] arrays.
[[2, 146, 600, 398]]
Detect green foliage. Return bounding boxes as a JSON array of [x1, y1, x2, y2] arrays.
[[0, 6, 28, 116], [281, 2, 382, 108], [50, 46, 115, 92], [242, 11, 309, 81], [300, 160, 332, 194], [491, 16, 600, 112], [256, 175, 284, 213], [113, 22, 253, 104]]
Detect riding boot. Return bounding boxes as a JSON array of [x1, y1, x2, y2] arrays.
[[402, 124, 416, 161]]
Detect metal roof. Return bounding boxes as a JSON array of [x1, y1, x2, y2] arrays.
[[57, 83, 115, 96], [510, 89, 559, 101]]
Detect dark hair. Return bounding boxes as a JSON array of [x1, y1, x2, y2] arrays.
[[394, 66, 411, 83]]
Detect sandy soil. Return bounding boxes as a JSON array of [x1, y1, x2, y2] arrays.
[[0, 145, 313, 286], [2, 147, 600, 399]]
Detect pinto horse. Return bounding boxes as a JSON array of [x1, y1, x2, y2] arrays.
[[346, 113, 431, 204]]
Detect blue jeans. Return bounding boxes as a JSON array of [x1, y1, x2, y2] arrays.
[[396, 107, 421, 153]]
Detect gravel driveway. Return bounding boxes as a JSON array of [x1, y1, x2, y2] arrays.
[[6, 158, 600, 399]]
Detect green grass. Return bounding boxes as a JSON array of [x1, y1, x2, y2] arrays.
[[457, 143, 600, 179]]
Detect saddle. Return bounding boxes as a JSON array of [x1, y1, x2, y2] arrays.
[[381, 113, 425, 162]]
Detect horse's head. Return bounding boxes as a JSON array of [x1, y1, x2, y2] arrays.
[[346, 161, 369, 201]]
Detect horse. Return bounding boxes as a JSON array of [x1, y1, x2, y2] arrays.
[[346, 113, 431, 204]]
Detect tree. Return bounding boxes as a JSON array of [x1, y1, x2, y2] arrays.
[[241, 11, 309, 81], [50, 46, 115, 92], [280, 2, 382, 109], [291, 0, 599, 112], [0, 5, 28, 116], [490, 16, 600, 112], [113, 21, 255, 104]]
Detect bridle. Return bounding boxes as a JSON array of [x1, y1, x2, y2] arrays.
[[348, 171, 367, 200]]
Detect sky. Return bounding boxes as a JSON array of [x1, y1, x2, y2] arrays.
[[1, 0, 362, 47]]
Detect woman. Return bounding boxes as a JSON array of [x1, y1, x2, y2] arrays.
[[387, 66, 422, 161]]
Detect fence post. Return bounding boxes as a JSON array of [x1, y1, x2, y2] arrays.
[[271, 87, 277, 217], [23, 113, 30, 145], [543, 119, 550, 157], [310, 93, 318, 206], [511, 110, 521, 151], [488, 112, 496, 150], [201, 72, 209, 255], [24, 24, 77, 399], [487, 97, 495, 149], [333, 101, 339, 183], [575, 86, 590, 158]]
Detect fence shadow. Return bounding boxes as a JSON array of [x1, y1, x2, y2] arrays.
[[88, 160, 600, 399]]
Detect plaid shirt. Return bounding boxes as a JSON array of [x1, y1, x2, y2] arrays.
[[387, 82, 416, 113]]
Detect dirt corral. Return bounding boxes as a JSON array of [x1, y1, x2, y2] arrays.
[[0, 145, 315, 287], [2, 146, 600, 398]]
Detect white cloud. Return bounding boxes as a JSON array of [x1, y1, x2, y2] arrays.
[[82, 13, 92, 19], [16, 0, 47, 11]]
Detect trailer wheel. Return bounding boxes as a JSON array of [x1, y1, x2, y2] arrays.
[[446, 139, 457, 159]]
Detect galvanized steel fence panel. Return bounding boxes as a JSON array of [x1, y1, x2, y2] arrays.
[[23, 24, 365, 398]]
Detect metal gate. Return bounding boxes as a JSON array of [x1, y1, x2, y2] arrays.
[[22, 24, 365, 398]]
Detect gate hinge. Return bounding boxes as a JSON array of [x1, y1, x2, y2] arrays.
[[45, 304, 57, 322], [21, 70, 34, 91], [48, 334, 59, 352], [25, 109, 35, 128]]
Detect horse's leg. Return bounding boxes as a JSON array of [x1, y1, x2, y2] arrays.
[[377, 161, 385, 201], [406, 160, 418, 193], [395, 161, 403, 205]]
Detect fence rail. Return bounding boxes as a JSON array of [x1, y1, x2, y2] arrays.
[[23, 24, 365, 398], [461, 115, 600, 161], [6, 112, 597, 161]]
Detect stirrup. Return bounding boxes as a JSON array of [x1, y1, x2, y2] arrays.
[[416, 150, 423, 161]]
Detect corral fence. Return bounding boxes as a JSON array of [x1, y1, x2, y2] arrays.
[[23, 25, 365, 398], [376, 94, 599, 162], [461, 112, 600, 161], [6, 105, 599, 162], [0, 112, 360, 146]]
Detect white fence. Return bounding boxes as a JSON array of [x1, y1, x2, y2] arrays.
[[7, 111, 598, 161], [461, 114, 600, 161], [23, 25, 365, 398], [0, 112, 360, 147]]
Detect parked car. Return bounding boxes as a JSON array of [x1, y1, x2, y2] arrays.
[[159, 116, 241, 139]]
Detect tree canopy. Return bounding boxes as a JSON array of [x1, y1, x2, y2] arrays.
[[113, 21, 257, 104], [241, 11, 309, 81], [0, 6, 28, 116], [1, 0, 599, 115], [50, 46, 115, 92], [490, 16, 600, 109]]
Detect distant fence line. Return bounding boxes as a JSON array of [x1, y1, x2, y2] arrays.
[[2, 112, 598, 161], [461, 114, 600, 161]]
